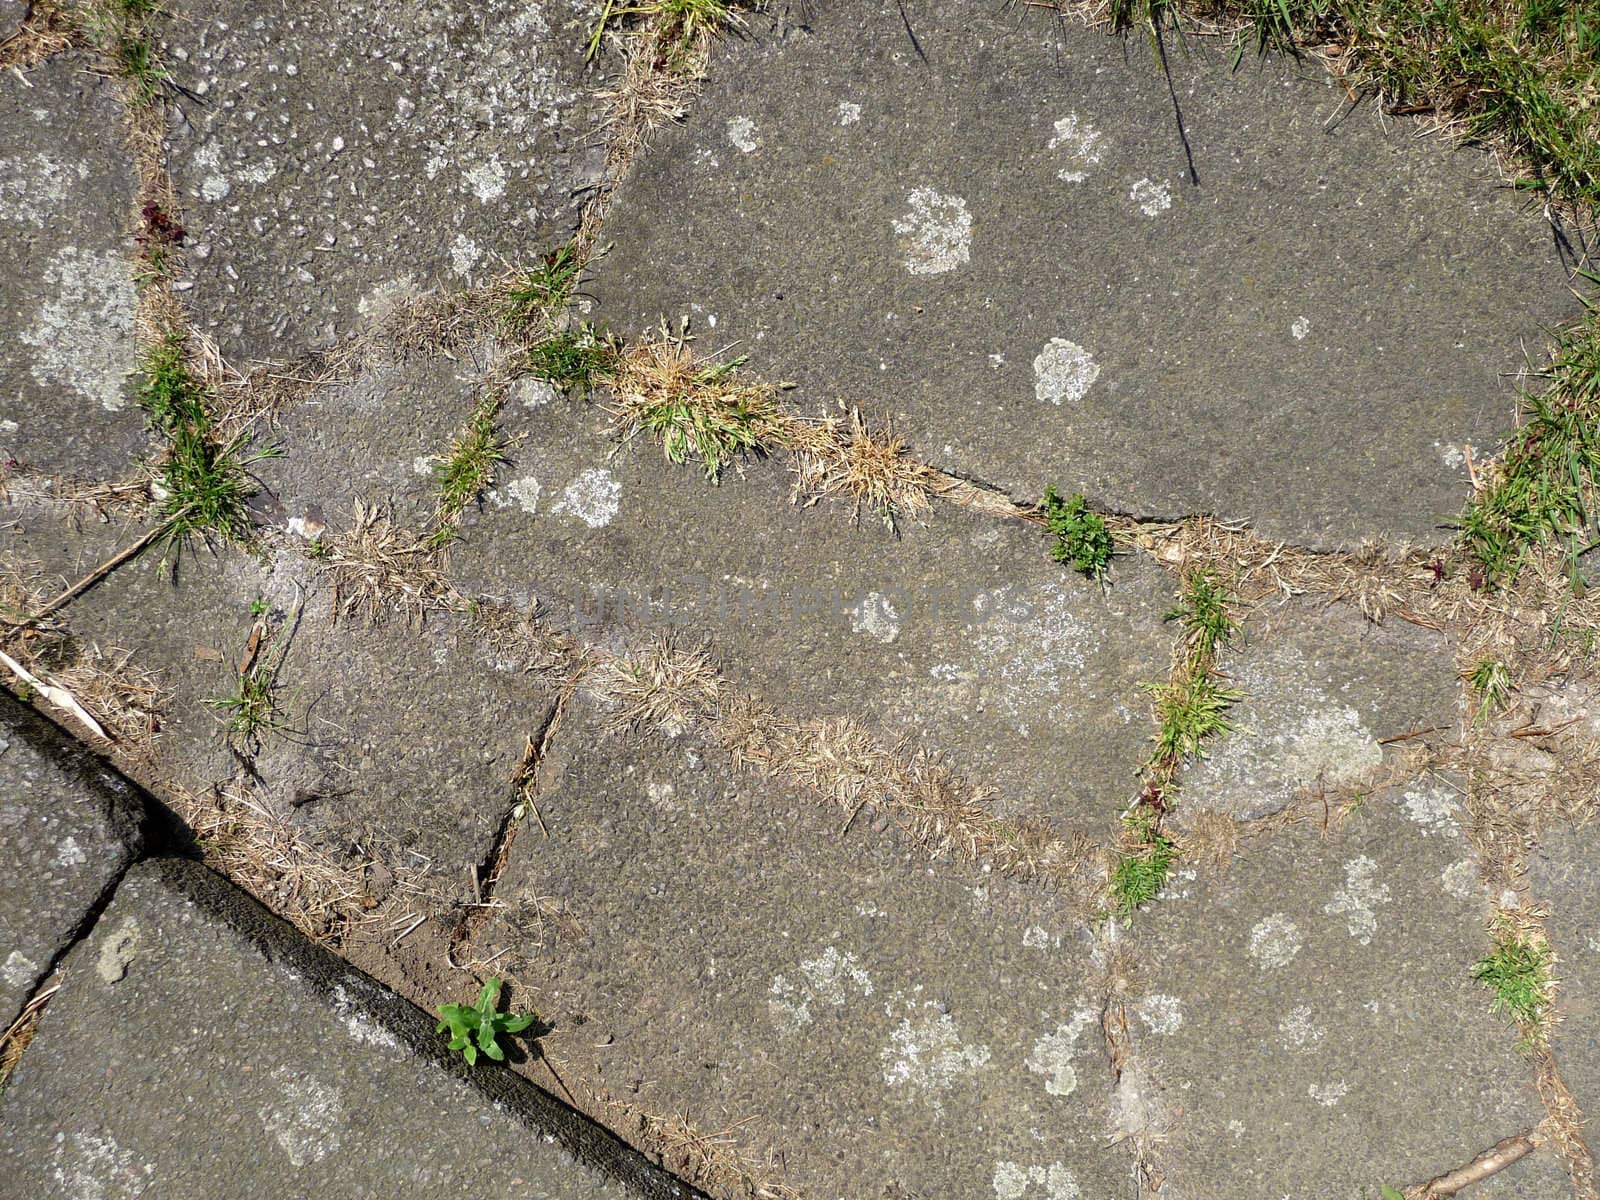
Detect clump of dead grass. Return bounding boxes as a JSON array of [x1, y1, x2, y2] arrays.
[[0, 983, 59, 1095], [790, 409, 950, 531], [321, 502, 460, 626], [589, 637, 723, 735]]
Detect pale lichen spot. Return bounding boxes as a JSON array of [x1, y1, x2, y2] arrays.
[[1441, 859, 1482, 901], [1277, 1004, 1325, 1049], [50, 1131, 153, 1200], [1309, 1080, 1350, 1106], [53, 836, 86, 868], [1248, 914, 1302, 968], [1291, 316, 1311, 340], [462, 156, 507, 203], [356, 275, 419, 321], [1024, 1008, 1097, 1097], [1033, 338, 1100, 405], [552, 468, 621, 528], [0, 153, 89, 227], [881, 1001, 992, 1103], [1129, 178, 1172, 216], [770, 945, 873, 1029], [1048, 112, 1101, 183], [850, 591, 901, 644], [3, 949, 39, 990], [993, 1161, 1081, 1200], [261, 1066, 345, 1166], [1324, 855, 1391, 945], [892, 187, 972, 276], [726, 116, 761, 153], [505, 475, 543, 516], [1134, 993, 1183, 1035], [448, 232, 482, 278], [96, 916, 141, 983], [22, 246, 135, 412], [1022, 925, 1051, 950], [646, 780, 679, 813], [1400, 783, 1462, 837], [411, 455, 437, 477], [516, 378, 558, 408], [837, 100, 862, 126]]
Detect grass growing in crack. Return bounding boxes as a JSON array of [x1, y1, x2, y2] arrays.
[[1473, 922, 1554, 1037], [610, 329, 789, 483], [586, 0, 742, 61], [1466, 655, 1512, 722], [1108, 813, 1179, 915], [431, 398, 507, 531], [500, 243, 585, 338], [1042, 486, 1113, 579], [525, 326, 618, 395], [80, 0, 170, 104], [1460, 299, 1600, 585], [790, 409, 943, 532], [1144, 672, 1243, 766], [1166, 571, 1237, 660], [206, 663, 283, 752], [436, 977, 536, 1067]]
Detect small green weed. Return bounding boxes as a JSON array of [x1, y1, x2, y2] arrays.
[[586, 0, 739, 60], [500, 244, 585, 336], [1472, 922, 1553, 1035], [1465, 656, 1512, 722], [433, 399, 507, 522], [631, 360, 786, 482], [1166, 571, 1236, 658], [436, 977, 536, 1067], [1380, 1187, 1405, 1200], [138, 335, 207, 434], [1109, 813, 1179, 914], [1042, 486, 1113, 579], [1144, 672, 1243, 767], [525, 326, 618, 395], [206, 663, 282, 752]]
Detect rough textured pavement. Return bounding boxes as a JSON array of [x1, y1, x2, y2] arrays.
[[0, 693, 145, 1030], [588, 0, 1579, 550]]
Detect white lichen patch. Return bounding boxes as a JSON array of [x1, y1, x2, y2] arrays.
[[411, 455, 438, 477], [1033, 338, 1100, 405], [850, 592, 901, 644], [646, 780, 679, 813], [461, 156, 507, 203], [952, 580, 1096, 728], [22, 246, 135, 412], [96, 916, 140, 984], [1441, 859, 1482, 901], [837, 100, 862, 126], [51, 1131, 153, 1200], [769, 945, 873, 1028], [1022, 925, 1052, 950], [1324, 855, 1391, 944], [329, 984, 401, 1053], [1248, 914, 1302, 968], [726, 116, 761, 153], [881, 1002, 991, 1101], [892, 187, 972, 275], [1, 153, 89, 227], [1291, 316, 1311, 340], [1129, 178, 1172, 216], [1048, 112, 1102, 183], [53, 836, 87, 867], [551, 468, 621, 527], [3, 949, 39, 990], [1401, 783, 1461, 837], [1309, 1080, 1350, 1107], [1278, 1004, 1325, 1049], [1134, 993, 1184, 1036], [261, 1066, 345, 1166], [516, 378, 558, 408], [505, 476, 542, 515], [1024, 1008, 1098, 1096], [993, 1161, 1081, 1200], [448, 232, 482, 278]]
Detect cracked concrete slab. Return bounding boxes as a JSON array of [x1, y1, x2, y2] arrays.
[[473, 694, 1132, 1200], [0, 856, 692, 1199], [1127, 798, 1563, 1197], [0, 54, 147, 478], [1179, 598, 1460, 821], [0, 693, 146, 1029], [439, 387, 1175, 834], [586, 0, 1577, 550], [160, 0, 610, 365]]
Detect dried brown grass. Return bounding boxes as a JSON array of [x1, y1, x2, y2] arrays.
[[320, 504, 459, 626], [790, 409, 951, 531], [0, 1, 78, 70]]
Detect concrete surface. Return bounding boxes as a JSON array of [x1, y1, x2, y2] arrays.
[[0, 693, 146, 1029], [0, 856, 698, 1199], [587, 0, 1579, 550], [0, 54, 147, 478], [1530, 824, 1600, 1125], [160, 0, 610, 365]]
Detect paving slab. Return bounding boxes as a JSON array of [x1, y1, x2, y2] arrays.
[[0, 693, 146, 1029], [1, 1, 26, 40], [1528, 821, 1600, 1130], [439, 385, 1175, 834], [0, 855, 696, 1199], [161, 0, 610, 365], [0, 511, 556, 909], [586, 0, 1578, 550], [1130, 794, 1565, 1196], [1179, 598, 1461, 822], [474, 694, 1134, 1200], [0, 53, 147, 478]]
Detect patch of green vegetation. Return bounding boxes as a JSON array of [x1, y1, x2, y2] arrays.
[[1108, 812, 1179, 915], [1380, 1187, 1406, 1200], [1042, 486, 1113, 579], [81, 0, 170, 104], [1459, 299, 1600, 584], [630, 356, 789, 483], [1143, 671, 1244, 768], [1465, 655, 1512, 722], [1166, 571, 1236, 658], [436, 977, 536, 1067], [1472, 921, 1554, 1036], [500, 244, 585, 337], [433, 399, 507, 522], [137, 334, 277, 563], [206, 663, 283, 752], [586, 0, 739, 61], [525, 326, 618, 396]]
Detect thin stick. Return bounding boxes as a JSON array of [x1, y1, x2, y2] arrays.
[[16, 515, 180, 626], [1413, 1130, 1541, 1196]]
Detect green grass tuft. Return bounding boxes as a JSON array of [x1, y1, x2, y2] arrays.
[[1042, 486, 1113, 579], [1472, 922, 1554, 1036], [525, 326, 618, 396], [206, 662, 283, 752], [586, 0, 740, 60], [436, 977, 536, 1067], [630, 358, 788, 483], [1109, 814, 1180, 914], [500, 244, 585, 337], [1166, 571, 1236, 659], [1144, 672, 1244, 767], [1465, 655, 1513, 722], [433, 399, 507, 521]]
